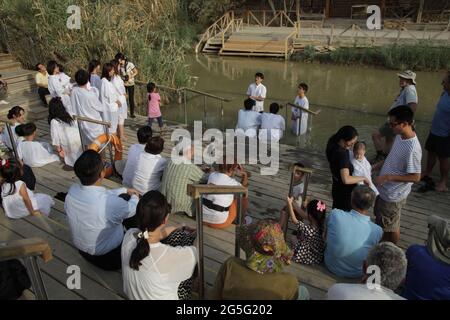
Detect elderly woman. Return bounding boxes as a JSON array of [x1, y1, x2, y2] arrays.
[[327, 242, 407, 300], [213, 219, 309, 300]]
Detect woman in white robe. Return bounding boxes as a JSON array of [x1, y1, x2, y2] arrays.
[[47, 61, 74, 115], [48, 97, 82, 167], [2, 106, 26, 150], [111, 59, 128, 141], [89, 59, 102, 93], [100, 63, 121, 135]]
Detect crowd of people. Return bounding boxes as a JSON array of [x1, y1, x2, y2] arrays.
[[0, 59, 449, 301]]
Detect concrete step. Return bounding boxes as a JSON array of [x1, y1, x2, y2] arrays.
[[0, 53, 14, 63], [0, 61, 22, 72], [1, 69, 35, 83], [7, 80, 37, 95]]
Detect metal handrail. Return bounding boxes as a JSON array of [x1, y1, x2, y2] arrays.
[[187, 184, 247, 300], [0, 117, 20, 161], [73, 115, 117, 176]]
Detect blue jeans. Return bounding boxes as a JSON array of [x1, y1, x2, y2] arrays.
[[148, 116, 163, 128]]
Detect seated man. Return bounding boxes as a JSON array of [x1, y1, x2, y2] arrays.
[[327, 242, 406, 300], [324, 185, 382, 278], [235, 98, 261, 138], [258, 103, 285, 142], [402, 215, 450, 300], [65, 150, 139, 271], [160, 144, 206, 217], [35, 63, 50, 106]]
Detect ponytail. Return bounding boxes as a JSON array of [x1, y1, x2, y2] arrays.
[[129, 235, 150, 270]]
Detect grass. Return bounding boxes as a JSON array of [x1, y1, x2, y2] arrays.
[[293, 44, 450, 71]]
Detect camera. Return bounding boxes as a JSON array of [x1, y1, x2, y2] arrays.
[[121, 75, 129, 82]]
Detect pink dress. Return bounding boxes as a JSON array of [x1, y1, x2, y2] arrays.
[[148, 93, 161, 118]]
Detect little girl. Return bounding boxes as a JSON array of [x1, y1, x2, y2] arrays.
[[1, 159, 54, 219], [147, 83, 164, 130], [286, 197, 326, 265]]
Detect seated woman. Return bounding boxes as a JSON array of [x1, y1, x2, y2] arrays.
[[1, 159, 54, 219], [15, 123, 59, 167], [202, 158, 249, 229], [2, 106, 26, 150], [48, 97, 83, 167], [213, 219, 309, 300], [121, 190, 198, 300], [131, 136, 168, 195]]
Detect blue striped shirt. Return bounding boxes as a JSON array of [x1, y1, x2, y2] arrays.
[[378, 135, 422, 202]]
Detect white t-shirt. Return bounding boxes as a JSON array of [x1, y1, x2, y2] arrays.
[[246, 83, 267, 112], [132, 153, 168, 195], [122, 144, 146, 187], [121, 229, 197, 300], [327, 283, 406, 300], [351, 155, 379, 196], [17, 140, 60, 168], [2, 122, 23, 150], [1, 180, 54, 219], [236, 109, 262, 138], [120, 61, 136, 87], [50, 119, 83, 167], [203, 172, 241, 225], [292, 96, 309, 135], [259, 113, 286, 142], [389, 85, 418, 111]]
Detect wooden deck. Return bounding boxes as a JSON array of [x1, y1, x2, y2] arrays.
[[1, 116, 449, 300]]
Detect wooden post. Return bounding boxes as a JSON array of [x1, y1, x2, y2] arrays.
[[416, 0, 424, 23], [263, 10, 266, 26], [325, 0, 331, 18], [296, 0, 300, 22]]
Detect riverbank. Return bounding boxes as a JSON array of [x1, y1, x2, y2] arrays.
[[292, 44, 450, 72]]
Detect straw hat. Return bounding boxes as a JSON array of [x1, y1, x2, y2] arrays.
[[397, 70, 417, 85]]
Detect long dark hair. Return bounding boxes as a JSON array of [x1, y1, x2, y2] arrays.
[[306, 199, 326, 234], [101, 63, 114, 81], [88, 59, 101, 74], [48, 97, 74, 125], [110, 59, 120, 76], [147, 82, 156, 101], [0, 159, 23, 196], [129, 191, 171, 271], [47, 60, 59, 75], [326, 125, 358, 162], [7, 106, 24, 120]]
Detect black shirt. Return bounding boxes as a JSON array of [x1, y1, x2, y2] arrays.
[[326, 141, 354, 190]]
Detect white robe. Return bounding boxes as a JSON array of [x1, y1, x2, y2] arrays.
[[90, 74, 102, 93], [70, 86, 105, 145], [17, 140, 60, 168], [2, 181, 54, 219], [2, 122, 23, 150], [48, 73, 74, 115], [100, 78, 119, 134], [112, 75, 128, 121], [50, 119, 83, 167], [351, 155, 380, 196]]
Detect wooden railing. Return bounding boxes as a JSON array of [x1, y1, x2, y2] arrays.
[[195, 12, 234, 53], [221, 18, 244, 48], [284, 25, 299, 59], [0, 238, 52, 300], [242, 9, 298, 28]]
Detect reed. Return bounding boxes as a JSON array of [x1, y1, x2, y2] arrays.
[[293, 44, 450, 71], [0, 0, 195, 87]]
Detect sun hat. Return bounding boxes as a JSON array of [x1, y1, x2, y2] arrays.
[[237, 219, 292, 274], [426, 215, 450, 265], [397, 70, 417, 85]]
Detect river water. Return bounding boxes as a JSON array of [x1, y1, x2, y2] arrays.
[[159, 54, 444, 155]]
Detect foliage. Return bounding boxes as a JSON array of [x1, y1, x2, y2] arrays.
[[183, 0, 246, 26]]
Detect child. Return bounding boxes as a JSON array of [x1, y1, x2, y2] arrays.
[[15, 123, 59, 167], [279, 162, 306, 232], [147, 82, 164, 131], [286, 197, 326, 265], [351, 142, 379, 196], [292, 83, 309, 136], [48, 97, 83, 167], [120, 126, 153, 186], [1, 159, 54, 219], [246, 72, 266, 113]]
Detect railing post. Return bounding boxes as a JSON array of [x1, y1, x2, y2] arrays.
[[76, 119, 86, 152], [235, 193, 243, 258], [184, 89, 188, 126], [195, 196, 205, 300], [203, 95, 207, 127], [24, 256, 48, 300], [263, 10, 266, 26], [5, 122, 19, 161]]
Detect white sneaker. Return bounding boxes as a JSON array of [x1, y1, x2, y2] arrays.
[[0, 100, 8, 105]]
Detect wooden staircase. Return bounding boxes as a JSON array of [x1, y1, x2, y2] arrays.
[[0, 53, 48, 121], [202, 35, 227, 54]]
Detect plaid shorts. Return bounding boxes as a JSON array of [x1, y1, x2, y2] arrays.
[[374, 196, 407, 232]]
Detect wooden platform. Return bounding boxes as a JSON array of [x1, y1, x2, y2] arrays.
[[1, 116, 449, 300]]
